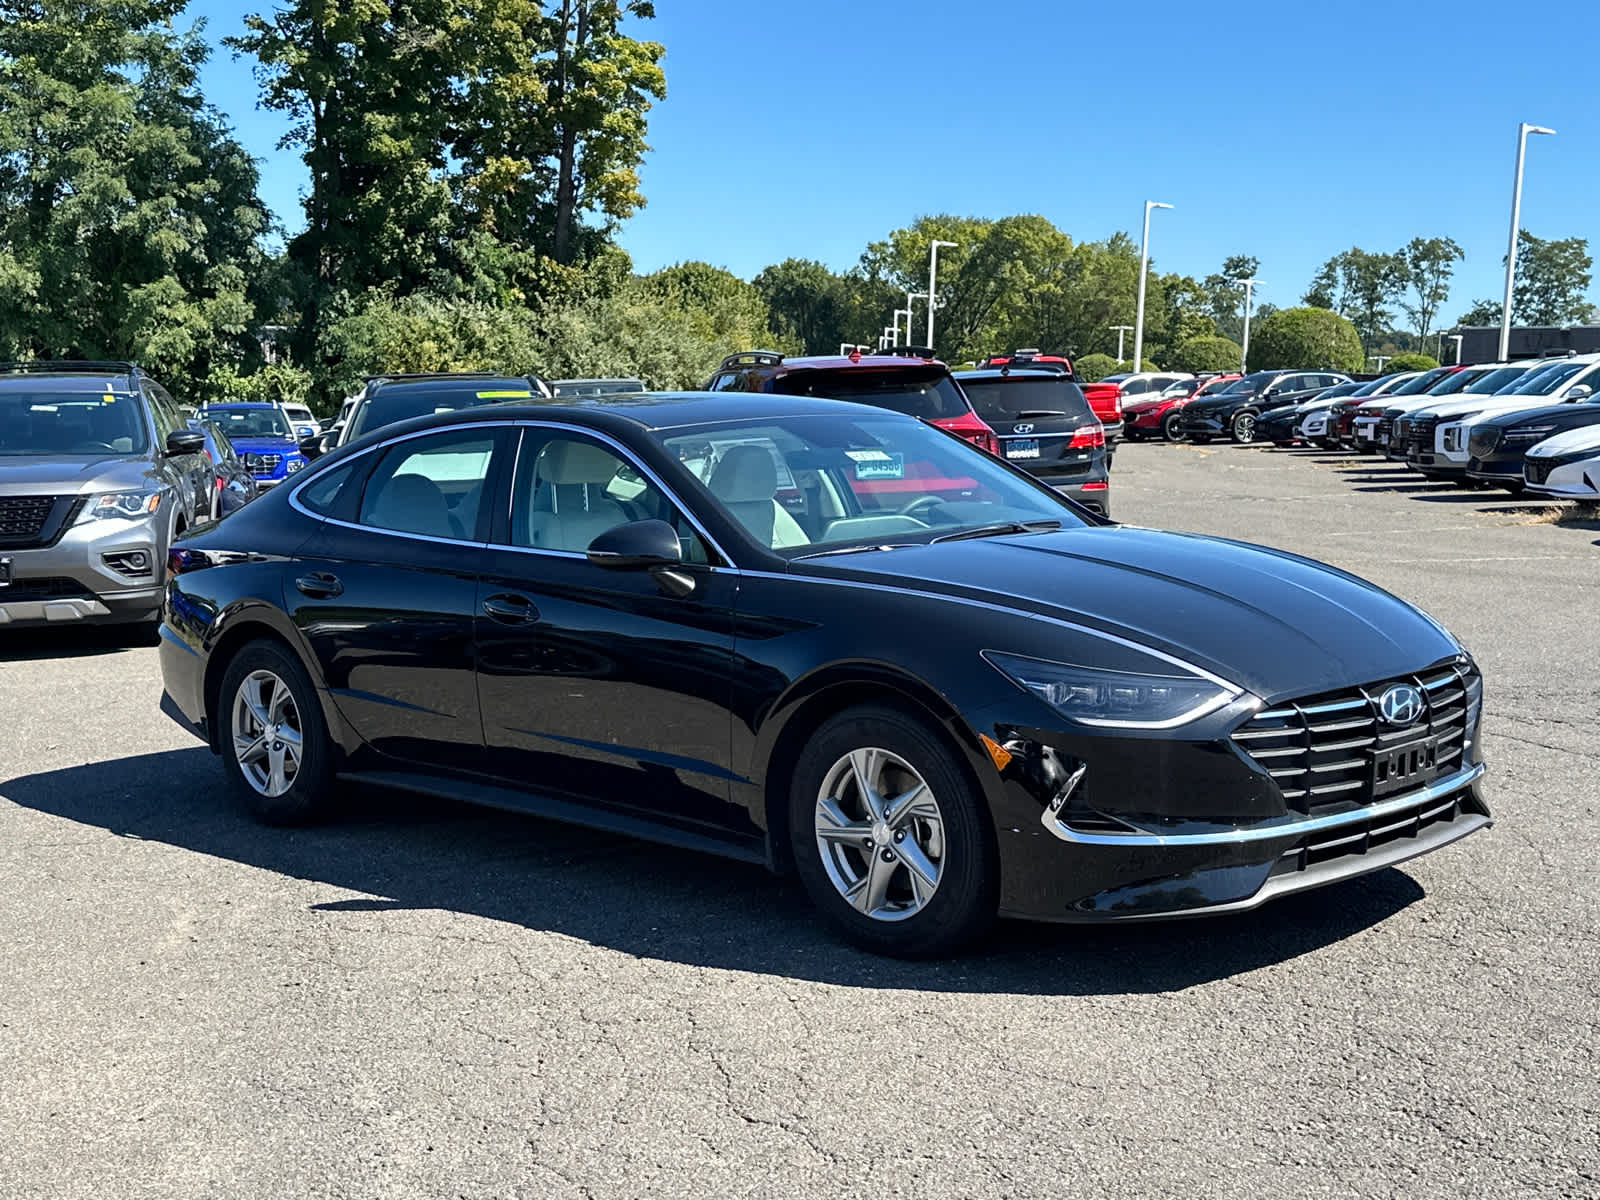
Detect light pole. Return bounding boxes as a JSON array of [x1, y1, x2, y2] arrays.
[[1446, 333, 1464, 364], [1132, 201, 1173, 372], [927, 240, 957, 350], [880, 326, 895, 350], [906, 292, 928, 346], [1235, 277, 1262, 373], [1372, 355, 1391, 374], [1499, 122, 1556, 360], [1109, 325, 1134, 364], [893, 309, 911, 347]]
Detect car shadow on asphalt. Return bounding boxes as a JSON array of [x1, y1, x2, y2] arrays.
[[1, 748, 1428, 996], [0, 624, 159, 661]]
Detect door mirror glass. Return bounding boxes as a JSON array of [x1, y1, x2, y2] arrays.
[[164, 429, 206, 456], [1564, 383, 1593, 401], [586, 519, 683, 569]]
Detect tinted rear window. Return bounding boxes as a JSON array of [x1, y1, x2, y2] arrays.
[[771, 368, 970, 419], [348, 381, 535, 440], [957, 377, 1093, 421]]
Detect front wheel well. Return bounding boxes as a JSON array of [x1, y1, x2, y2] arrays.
[[760, 680, 986, 876]]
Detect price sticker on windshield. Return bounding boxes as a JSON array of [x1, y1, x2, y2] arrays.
[[846, 450, 905, 480]]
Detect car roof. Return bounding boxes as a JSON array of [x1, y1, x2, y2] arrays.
[[952, 368, 1074, 382], [0, 371, 138, 391], [768, 355, 949, 373], [344, 391, 912, 443], [206, 400, 277, 408], [370, 375, 539, 393]]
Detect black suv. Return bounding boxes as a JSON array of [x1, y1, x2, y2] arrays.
[[0, 361, 213, 630], [1465, 396, 1600, 491], [1178, 370, 1351, 444], [952, 368, 1111, 515], [334, 373, 554, 449], [706, 349, 1000, 455]]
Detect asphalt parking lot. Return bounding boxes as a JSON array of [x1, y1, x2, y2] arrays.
[[2, 443, 1597, 1199]]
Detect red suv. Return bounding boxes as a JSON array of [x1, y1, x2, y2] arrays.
[[982, 350, 1122, 456], [706, 349, 999, 455]]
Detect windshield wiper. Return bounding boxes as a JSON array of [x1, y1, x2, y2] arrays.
[[792, 543, 919, 561], [931, 519, 1061, 543]]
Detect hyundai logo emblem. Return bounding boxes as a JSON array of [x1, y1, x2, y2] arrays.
[[1378, 684, 1425, 726], [1012, 423, 1034, 435]]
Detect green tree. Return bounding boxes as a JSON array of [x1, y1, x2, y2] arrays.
[[1512, 231, 1593, 325], [1384, 352, 1439, 373], [1334, 248, 1406, 353], [754, 258, 859, 354], [1169, 336, 1244, 374], [1245, 307, 1364, 372], [1303, 258, 1340, 310], [1397, 237, 1464, 341], [1074, 353, 1119, 382], [1455, 298, 1502, 326], [0, 0, 269, 393], [636, 261, 777, 351]]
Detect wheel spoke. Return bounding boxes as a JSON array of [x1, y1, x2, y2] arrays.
[[234, 733, 267, 764], [276, 724, 302, 749], [815, 796, 870, 844], [883, 782, 934, 829], [896, 838, 940, 895], [845, 850, 895, 916], [241, 676, 271, 728], [268, 680, 294, 723], [266, 742, 288, 796], [848, 748, 884, 820]]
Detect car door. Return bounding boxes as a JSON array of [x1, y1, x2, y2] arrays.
[[285, 424, 512, 770], [473, 425, 748, 835]]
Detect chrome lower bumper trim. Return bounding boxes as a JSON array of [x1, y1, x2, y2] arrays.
[[1040, 762, 1486, 847]]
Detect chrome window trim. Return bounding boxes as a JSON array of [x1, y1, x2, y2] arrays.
[[1041, 763, 1484, 847], [287, 417, 735, 566]]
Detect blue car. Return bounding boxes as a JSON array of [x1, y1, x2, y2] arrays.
[[201, 402, 308, 488]]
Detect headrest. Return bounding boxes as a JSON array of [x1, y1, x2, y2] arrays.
[[709, 444, 778, 504], [539, 439, 620, 485]]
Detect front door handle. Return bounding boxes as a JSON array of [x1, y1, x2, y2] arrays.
[[295, 571, 344, 599], [482, 593, 540, 624]]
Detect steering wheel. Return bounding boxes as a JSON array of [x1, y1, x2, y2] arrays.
[[898, 495, 944, 521]]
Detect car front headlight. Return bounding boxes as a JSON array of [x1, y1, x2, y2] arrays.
[[984, 650, 1243, 729], [75, 489, 162, 524]]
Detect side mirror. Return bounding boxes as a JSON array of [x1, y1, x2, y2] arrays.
[[297, 434, 323, 458], [1564, 384, 1592, 401], [586, 519, 683, 569], [165, 429, 206, 456]]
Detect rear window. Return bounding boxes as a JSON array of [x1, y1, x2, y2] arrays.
[[957, 377, 1093, 421], [347, 381, 535, 441], [771, 367, 970, 419]]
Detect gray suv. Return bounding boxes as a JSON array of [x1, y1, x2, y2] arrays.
[[0, 362, 212, 630]]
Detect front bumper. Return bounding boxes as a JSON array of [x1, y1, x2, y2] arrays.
[[1177, 412, 1229, 437], [0, 513, 165, 627], [1525, 457, 1600, 498], [1466, 456, 1526, 484]]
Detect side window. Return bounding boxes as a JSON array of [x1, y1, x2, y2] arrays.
[[509, 432, 709, 561], [358, 430, 498, 540], [298, 461, 358, 516], [143, 382, 177, 440], [1120, 379, 1150, 396]]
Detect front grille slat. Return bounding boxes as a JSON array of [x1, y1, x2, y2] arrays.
[[1233, 663, 1476, 814], [0, 495, 57, 540]]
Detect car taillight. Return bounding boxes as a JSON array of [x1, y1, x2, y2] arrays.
[[1068, 425, 1106, 449], [215, 475, 225, 491], [1081, 480, 1108, 490], [935, 412, 1001, 456]]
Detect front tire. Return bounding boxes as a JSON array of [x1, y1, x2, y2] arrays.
[[1162, 412, 1185, 442], [788, 704, 996, 957], [1230, 410, 1259, 444], [218, 639, 334, 824]]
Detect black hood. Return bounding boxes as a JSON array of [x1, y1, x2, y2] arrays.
[[800, 526, 1460, 703]]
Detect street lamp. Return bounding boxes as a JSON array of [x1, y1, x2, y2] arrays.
[[1372, 354, 1391, 373], [1499, 122, 1556, 361], [927, 240, 958, 349], [1109, 325, 1134, 364], [1132, 201, 1173, 372], [906, 292, 928, 346], [1234, 278, 1262, 373], [893, 308, 912, 346]]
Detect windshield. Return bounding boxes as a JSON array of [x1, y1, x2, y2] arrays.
[[658, 413, 1089, 556], [1221, 372, 1273, 395], [1427, 368, 1487, 396], [956, 377, 1092, 420], [773, 368, 971, 419], [1499, 362, 1586, 395], [1195, 377, 1238, 396], [0, 390, 151, 456], [1389, 368, 1452, 396], [346, 382, 537, 441], [209, 407, 291, 438], [1317, 382, 1360, 400]]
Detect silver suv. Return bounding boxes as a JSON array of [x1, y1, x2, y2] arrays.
[[0, 362, 212, 630]]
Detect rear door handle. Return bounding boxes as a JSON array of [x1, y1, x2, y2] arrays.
[[482, 593, 540, 624], [295, 571, 344, 599]]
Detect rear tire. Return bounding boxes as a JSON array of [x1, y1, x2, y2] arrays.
[[1162, 412, 1184, 442], [218, 639, 335, 824], [788, 704, 996, 958]]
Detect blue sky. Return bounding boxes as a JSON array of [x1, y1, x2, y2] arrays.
[[192, 0, 1598, 322]]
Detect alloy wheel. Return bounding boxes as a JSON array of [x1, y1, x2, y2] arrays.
[[231, 669, 303, 798], [1163, 412, 1184, 442], [814, 747, 946, 922], [1233, 412, 1258, 443]]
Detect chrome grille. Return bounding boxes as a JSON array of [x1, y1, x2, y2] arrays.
[[0, 495, 56, 539], [1409, 416, 1439, 457], [254, 454, 282, 473], [1268, 786, 1481, 878], [1232, 665, 1472, 813], [1375, 416, 1395, 445]]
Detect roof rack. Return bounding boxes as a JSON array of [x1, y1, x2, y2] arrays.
[[717, 350, 785, 371], [875, 345, 936, 360], [0, 360, 139, 376]]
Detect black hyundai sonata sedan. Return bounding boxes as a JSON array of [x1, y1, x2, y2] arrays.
[[158, 393, 1490, 956]]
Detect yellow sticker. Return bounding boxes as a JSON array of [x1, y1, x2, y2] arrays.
[[476, 389, 532, 399], [103, 391, 116, 404]]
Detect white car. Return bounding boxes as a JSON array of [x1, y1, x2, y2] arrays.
[[1098, 371, 1195, 400], [280, 402, 319, 441], [1524, 424, 1600, 499], [1411, 357, 1600, 480], [1348, 373, 1424, 450]]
